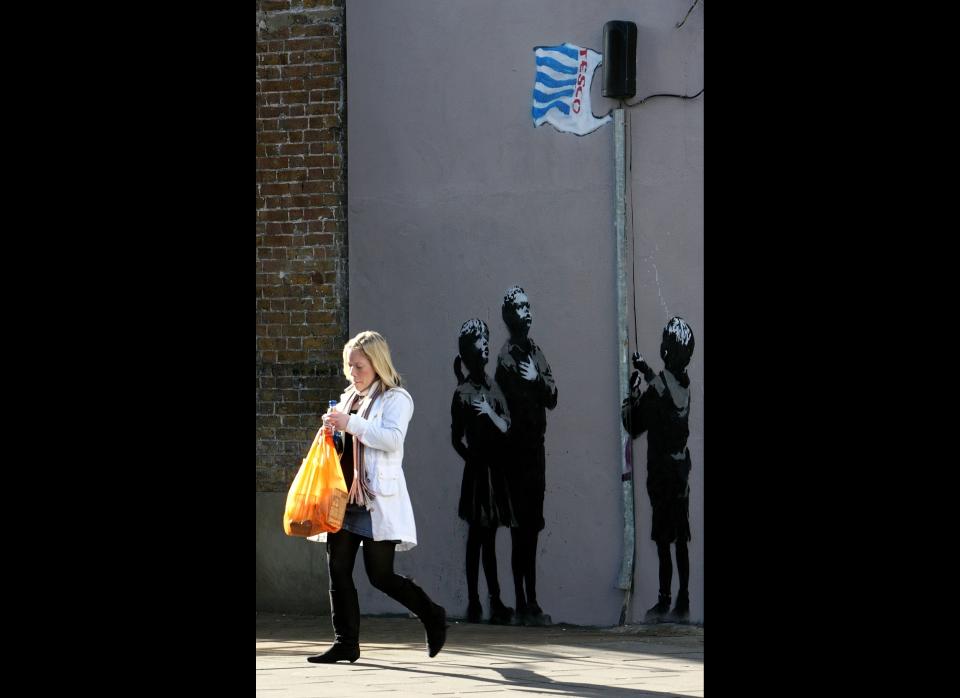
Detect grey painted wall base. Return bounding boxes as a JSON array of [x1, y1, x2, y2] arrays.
[[257, 492, 446, 618], [256, 492, 330, 615]]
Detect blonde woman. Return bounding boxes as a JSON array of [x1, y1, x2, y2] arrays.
[[308, 330, 447, 663]]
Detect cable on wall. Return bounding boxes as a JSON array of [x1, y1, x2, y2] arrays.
[[624, 88, 703, 108], [676, 0, 702, 29]]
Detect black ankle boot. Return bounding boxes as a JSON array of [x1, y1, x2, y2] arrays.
[[307, 642, 360, 664], [424, 603, 448, 657], [488, 596, 514, 625], [668, 590, 689, 623], [387, 577, 448, 658], [644, 593, 671, 623], [308, 589, 360, 663]]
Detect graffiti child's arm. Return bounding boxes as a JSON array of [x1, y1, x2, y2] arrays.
[[632, 351, 655, 383], [491, 383, 511, 428], [473, 395, 508, 434], [518, 357, 539, 381], [535, 348, 558, 409], [624, 377, 660, 438], [451, 394, 471, 461]]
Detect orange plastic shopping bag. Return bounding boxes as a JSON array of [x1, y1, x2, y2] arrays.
[[283, 428, 348, 537]]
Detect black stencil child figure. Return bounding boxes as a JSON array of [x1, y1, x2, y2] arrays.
[[451, 319, 516, 625], [495, 286, 558, 626], [622, 317, 695, 623]]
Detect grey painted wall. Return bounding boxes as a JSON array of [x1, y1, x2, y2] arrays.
[[267, 0, 703, 626], [257, 492, 331, 614]]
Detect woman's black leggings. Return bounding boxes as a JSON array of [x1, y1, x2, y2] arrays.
[[324, 529, 442, 645], [326, 528, 405, 594], [466, 524, 500, 602]]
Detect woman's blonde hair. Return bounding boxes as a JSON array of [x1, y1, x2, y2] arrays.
[[342, 330, 403, 390]]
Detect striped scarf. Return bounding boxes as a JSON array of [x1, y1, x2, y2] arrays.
[[343, 381, 380, 507]]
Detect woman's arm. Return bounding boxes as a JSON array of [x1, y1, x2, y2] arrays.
[[346, 389, 413, 453]]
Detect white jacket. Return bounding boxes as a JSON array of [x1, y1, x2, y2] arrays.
[[308, 382, 418, 551]]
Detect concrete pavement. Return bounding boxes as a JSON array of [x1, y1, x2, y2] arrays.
[[257, 611, 703, 696]]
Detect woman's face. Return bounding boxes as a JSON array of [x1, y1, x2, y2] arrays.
[[348, 348, 377, 393]]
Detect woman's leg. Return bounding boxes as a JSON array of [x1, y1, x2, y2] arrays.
[[328, 528, 362, 593], [308, 530, 362, 663], [363, 539, 448, 657]]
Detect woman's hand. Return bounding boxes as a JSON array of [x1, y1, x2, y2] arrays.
[[322, 411, 350, 432]]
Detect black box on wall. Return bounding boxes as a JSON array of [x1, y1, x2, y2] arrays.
[[602, 20, 637, 99]]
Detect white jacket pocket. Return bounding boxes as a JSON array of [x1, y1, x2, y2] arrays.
[[376, 466, 401, 496]]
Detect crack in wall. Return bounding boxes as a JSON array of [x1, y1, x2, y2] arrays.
[[643, 241, 671, 319]]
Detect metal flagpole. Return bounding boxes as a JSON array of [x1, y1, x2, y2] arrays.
[[613, 107, 635, 624]]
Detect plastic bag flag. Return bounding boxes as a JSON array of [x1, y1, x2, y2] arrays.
[[532, 43, 612, 136]]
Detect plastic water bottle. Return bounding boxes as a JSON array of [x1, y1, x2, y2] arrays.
[[328, 399, 343, 452]]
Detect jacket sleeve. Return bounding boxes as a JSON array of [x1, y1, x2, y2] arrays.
[[346, 389, 413, 454]]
